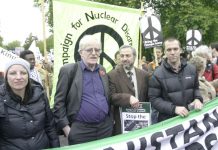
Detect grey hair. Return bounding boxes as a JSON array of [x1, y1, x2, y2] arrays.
[[192, 45, 212, 59], [119, 45, 136, 56], [78, 34, 101, 52]]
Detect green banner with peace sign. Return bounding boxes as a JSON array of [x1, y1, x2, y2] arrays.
[[51, 0, 140, 107]]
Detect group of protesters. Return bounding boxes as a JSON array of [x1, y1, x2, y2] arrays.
[[0, 34, 218, 149]]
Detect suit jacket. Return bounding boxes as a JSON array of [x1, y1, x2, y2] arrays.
[[53, 62, 110, 130], [108, 66, 149, 135]]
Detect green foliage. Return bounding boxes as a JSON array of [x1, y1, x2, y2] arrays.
[[47, 0, 53, 32], [148, 0, 218, 46], [34, 0, 53, 32], [36, 35, 54, 55], [4, 40, 21, 50], [0, 35, 3, 47], [93, 0, 141, 9], [39, 0, 218, 44], [40, 0, 218, 59], [93, 0, 218, 45]]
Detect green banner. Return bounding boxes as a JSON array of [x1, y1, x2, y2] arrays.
[[50, 98, 218, 150], [51, 0, 140, 107]]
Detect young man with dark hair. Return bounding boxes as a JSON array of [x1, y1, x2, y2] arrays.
[[20, 50, 42, 85], [148, 37, 203, 122]]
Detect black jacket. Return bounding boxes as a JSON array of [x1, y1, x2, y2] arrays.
[[0, 84, 60, 150], [148, 59, 203, 122]]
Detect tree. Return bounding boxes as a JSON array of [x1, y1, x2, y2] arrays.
[[93, 0, 140, 9], [37, 0, 218, 44], [33, 0, 53, 32], [0, 35, 3, 47], [5, 40, 21, 50], [146, 0, 218, 45], [47, 0, 53, 32], [36, 35, 54, 55]]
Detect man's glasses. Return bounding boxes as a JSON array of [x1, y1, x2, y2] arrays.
[[84, 48, 102, 54]]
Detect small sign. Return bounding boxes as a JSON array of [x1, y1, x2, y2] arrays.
[[140, 15, 163, 49], [186, 29, 202, 51], [119, 102, 151, 134]]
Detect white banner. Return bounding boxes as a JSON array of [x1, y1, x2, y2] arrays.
[[0, 47, 18, 72], [55, 99, 218, 150], [102, 107, 218, 150]]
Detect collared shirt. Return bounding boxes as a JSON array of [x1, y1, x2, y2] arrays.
[[124, 67, 138, 99], [171, 65, 181, 73], [75, 61, 109, 123]]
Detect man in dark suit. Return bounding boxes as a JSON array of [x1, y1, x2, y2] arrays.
[[108, 45, 149, 135], [53, 34, 113, 145]]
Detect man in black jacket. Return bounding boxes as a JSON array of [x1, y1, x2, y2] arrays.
[[54, 34, 113, 145], [148, 37, 203, 122]]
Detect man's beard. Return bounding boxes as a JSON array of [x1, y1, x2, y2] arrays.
[[123, 63, 134, 70]]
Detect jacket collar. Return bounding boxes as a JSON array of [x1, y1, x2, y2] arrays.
[[163, 58, 187, 73]]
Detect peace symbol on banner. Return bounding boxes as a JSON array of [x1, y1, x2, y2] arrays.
[[74, 25, 124, 69]]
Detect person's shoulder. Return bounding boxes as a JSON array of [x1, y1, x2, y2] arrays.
[[31, 79, 43, 88], [0, 84, 6, 96], [185, 63, 196, 72], [59, 62, 81, 75], [153, 64, 164, 74], [135, 67, 148, 75], [108, 66, 122, 76], [149, 65, 166, 80], [62, 62, 79, 69]]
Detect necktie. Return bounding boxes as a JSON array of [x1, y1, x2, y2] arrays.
[[127, 71, 135, 88]]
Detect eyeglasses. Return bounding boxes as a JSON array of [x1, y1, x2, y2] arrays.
[[84, 48, 102, 54]]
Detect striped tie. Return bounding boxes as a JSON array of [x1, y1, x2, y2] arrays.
[[127, 71, 135, 95]]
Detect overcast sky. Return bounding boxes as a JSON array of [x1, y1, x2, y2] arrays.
[[0, 0, 50, 45]]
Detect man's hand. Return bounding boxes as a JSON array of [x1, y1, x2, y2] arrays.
[[63, 125, 71, 137], [129, 95, 139, 108], [189, 99, 203, 111], [175, 106, 189, 117]]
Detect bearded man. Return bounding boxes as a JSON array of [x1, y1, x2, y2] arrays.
[[108, 45, 149, 135]]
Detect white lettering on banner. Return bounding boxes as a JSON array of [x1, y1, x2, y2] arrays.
[[102, 108, 218, 150], [144, 39, 162, 47]]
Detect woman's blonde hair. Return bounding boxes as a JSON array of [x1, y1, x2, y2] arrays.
[[189, 56, 206, 74]]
